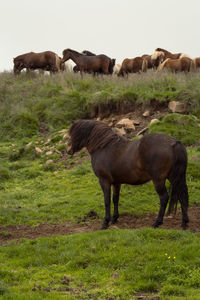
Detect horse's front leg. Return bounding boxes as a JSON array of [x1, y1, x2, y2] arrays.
[[112, 184, 121, 224], [153, 180, 169, 228], [99, 178, 111, 229]]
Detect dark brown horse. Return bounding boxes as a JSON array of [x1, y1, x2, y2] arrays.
[[82, 50, 96, 56], [67, 120, 189, 230], [13, 51, 60, 74], [118, 57, 148, 76], [61, 48, 115, 75]]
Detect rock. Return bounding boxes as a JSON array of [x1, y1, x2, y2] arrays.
[[46, 160, 53, 164], [113, 127, 126, 136], [116, 118, 135, 130], [168, 101, 187, 113], [143, 110, 150, 117], [46, 151, 53, 156], [149, 118, 159, 125], [26, 141, 33, 148], [35, 147, 42, 153]]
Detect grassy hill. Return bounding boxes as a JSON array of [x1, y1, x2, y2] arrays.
[[1, 70, 200, 141], [0, 70, 200, 299]]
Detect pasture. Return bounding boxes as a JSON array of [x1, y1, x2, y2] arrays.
[[0, 71, 200, 299]]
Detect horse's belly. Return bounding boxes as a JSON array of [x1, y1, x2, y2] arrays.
[[112, 169, 151, 185]]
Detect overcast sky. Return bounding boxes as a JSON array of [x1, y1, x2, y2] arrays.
[[1, 0, 200, 71]]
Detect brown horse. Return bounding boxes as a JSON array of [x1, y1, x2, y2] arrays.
[[61, 48, 115, 75], [67, 120, 189, 230], [193, 57, 200, 71], [157, 57, 194, 72], [151, 48, 190, 64], [13, 51, 59, 74], [141, 54, 161, 69], [117, 57, 148, 76]]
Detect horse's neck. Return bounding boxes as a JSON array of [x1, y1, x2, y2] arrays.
[[68, 51, 82, 65]]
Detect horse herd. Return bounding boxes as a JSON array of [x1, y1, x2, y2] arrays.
[[13, 47, 200, 76]]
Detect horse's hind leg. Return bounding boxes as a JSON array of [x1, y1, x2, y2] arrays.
[[111, 184, 121, 224], [99, 178, 111, 229], [153, 180, 169, 228]]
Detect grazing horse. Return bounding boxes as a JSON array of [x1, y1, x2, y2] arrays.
[[13, 51, 59, 74], [67, 120, 189, 230], [157, 57, 194, 72], [193, 57, 200, 71], [141, 54, 160, 69], [61, 48, 114, 75], [118, 57, 148, 76], [73, 50, 115, 74]]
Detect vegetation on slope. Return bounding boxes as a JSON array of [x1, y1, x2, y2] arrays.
[[1, 70, 200, 141]]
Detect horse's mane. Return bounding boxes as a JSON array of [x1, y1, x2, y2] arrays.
[[69, 120, 127, 153], [155, 48, 171, 54], [82, 50, 96, 56], [63, 48, 83, 56], [151, 50, 165, 60]]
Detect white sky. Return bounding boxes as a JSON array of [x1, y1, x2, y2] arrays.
[[0, 0, 200, 71]]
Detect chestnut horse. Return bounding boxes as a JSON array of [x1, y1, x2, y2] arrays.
[[141, 54, 161, 69], [157, 57, 194, 72], [193, 57, 200, 71], [117, 57, 148, 76], [61, 48, 115, 75], [67, 120, 189, 230], [151, 48, 190, 64]]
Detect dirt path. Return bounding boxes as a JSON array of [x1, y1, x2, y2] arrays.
[[0, 206, 200, 245]]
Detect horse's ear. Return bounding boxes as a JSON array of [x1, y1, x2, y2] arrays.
[[71, 120, 75, 124]]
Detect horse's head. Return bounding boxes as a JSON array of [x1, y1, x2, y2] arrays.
[[151, 51, 165, 67], [61, 49, 71, 63], [67, 120, 89, 155]]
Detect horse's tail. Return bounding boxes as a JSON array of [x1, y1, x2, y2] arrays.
[[142, 59, 148, 72], [167, 141, 189, 219], [190, 59, 195, 72], [55, 54, 61, 72], [156, 58, 169, 72]]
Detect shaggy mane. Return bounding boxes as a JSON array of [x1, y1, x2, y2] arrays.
[[69, 120, 127, 153]]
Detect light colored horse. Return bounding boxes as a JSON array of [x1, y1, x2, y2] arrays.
[[113, 63, 121, 74], [152, 48, 190, 62], [157, 57, 194, 72]]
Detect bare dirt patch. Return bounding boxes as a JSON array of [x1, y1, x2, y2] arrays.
[[0, 206, 200, 245]]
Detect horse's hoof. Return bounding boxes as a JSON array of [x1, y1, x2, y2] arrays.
[[111, 218, 118, 224], [101, 222, 109, 230], [152, 221, 162, 228]]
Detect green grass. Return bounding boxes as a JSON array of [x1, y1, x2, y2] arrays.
[[1, 228, 200, 299], [149, 113, 200, 146]]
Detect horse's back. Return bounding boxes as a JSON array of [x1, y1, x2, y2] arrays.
[[138, 133, 185, 178]]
